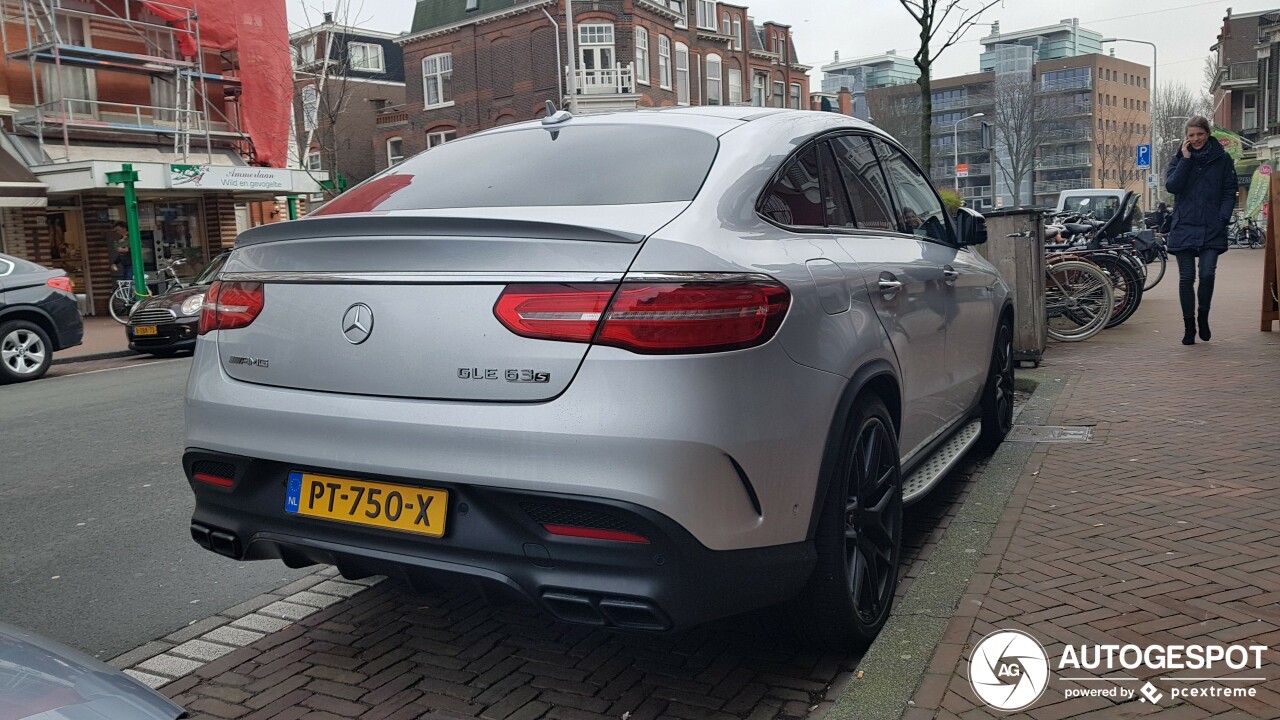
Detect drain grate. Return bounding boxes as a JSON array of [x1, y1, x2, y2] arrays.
[[1006, 425, 1094, 443]]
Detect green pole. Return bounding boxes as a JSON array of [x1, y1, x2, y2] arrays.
[[287, 195, 299, 220], [106, 163, 146, 297]]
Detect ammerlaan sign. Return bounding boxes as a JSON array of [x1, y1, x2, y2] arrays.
[[170, 164, 292, 192]]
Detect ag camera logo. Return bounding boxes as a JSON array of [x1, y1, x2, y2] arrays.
[[970, 630, 1050, 711]]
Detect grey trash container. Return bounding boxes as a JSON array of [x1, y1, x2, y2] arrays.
[[977, 208, 1046, 366]]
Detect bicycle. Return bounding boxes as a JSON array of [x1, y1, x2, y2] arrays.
[[1007, 229, 1115, 342], [107, 257, 187, 324]]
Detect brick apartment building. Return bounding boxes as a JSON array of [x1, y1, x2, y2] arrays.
[[372, 0, 809, 174], [292, 18, 406, 193], [867, 52, 1151, 210]]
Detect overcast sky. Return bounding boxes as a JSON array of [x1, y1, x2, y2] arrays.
[[286, 0, 1280, 92]]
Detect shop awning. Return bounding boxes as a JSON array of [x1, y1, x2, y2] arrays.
[[0, 147, 46, 207]]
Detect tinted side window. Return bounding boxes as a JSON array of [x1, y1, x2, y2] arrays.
[[829, 136, 896, 232], [873, 139, 953, 243], [760, 146, 823, 227], [818, 143, 855, 228]]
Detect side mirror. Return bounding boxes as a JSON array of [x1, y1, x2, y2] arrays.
[[955, 206, 988, 247]]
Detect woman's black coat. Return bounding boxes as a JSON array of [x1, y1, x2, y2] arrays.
[[1163, 139, 1237, 253]]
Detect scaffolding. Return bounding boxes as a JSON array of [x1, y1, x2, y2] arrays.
[[1, 0, 252, 164]]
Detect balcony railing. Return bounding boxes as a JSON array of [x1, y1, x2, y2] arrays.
[[1045, 101, 1092, 117], [932, 163, 992, 179], [932, 94, 990, 112], [1228, 61, 1258, 82], [1034, 178, 1091, 194], [961, 185, 992, 198], [1041, 77, 1093, 92], [1037, 152, 1091, 170], [1041, 128, 1093, 143], [570, 63, 636, 95], [935, 140, 987, 154]]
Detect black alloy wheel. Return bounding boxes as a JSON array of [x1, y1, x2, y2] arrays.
[[979, 318, 1015, 451], [844, 414, 903, 627]]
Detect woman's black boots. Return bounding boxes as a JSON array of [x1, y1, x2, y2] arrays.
[[1197, 277, 1215, 341], [1180, 287, 1197, 345]]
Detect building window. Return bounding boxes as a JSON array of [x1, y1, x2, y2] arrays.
[[635, 27, 650, 84], [728, 67, 742, 105], [387, 137, 404, 166], [705, 54, 722, 105], [306, 151, 322, 171], [301, 85, 319, 131], [1244, 92, 1258, 129], [697, 0, 717, 30], [669, 0, 686, 28], [428, 129, 457, 148], [658, 35, 671, 89], [298, 36, 317, 64], [675, 42, 690, 105], [779, 36, 786, 61], [348, 42, 385, 72], [773, 80, 784, 108], [752, 73, 765, 106], [722, 12, 731, 36], [423, 53, 453, 108], [732, 17, 742, 50], [789, 83, 801, 110], [577, 24, 616, 92]]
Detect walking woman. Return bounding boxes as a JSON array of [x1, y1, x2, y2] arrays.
[[1164, 116, 1237, 344]]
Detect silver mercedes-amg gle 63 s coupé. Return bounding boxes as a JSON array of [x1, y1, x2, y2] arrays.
[[184, 106, 1012, 650]]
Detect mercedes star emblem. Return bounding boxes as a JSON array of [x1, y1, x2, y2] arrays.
[[341, 303, 374, 345]]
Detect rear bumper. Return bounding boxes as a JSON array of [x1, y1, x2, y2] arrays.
[[185, 449, 816, 630], [44, 294, 83, 350]]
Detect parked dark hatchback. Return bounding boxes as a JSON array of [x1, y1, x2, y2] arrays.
[[127, 252, 229, 357], [0, 253, 83, 383]]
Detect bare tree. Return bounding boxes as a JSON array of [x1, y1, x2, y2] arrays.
[[1094, 109, 1148, 193], [868, 88, 923, 161], [989, 72, 1047, 206], [895, 0, 1001, 169], [290, 1, 372, 196]]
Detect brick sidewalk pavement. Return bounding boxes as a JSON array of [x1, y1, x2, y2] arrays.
[[906, 250, 1280, 719]]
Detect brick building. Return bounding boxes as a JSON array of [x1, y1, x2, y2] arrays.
[[374, 0, 809, 173], [0, 0, 321, 316], [292, 18, 406, 193]]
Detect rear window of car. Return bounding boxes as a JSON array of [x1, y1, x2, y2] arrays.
[[0, 254, 45, 276], [1062, 195, 1120, 214], [314, 125, 719, 215]]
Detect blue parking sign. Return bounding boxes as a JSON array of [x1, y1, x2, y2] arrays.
[[1137, 144, 1151, 169]]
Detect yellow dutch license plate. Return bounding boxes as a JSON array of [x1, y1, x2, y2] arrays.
[[132, 325, 158, 336], [285, 472, 448, 537]]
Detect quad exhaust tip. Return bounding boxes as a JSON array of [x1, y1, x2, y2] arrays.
[[541, 590, 669, 631]]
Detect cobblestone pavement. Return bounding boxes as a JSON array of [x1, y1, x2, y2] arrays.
[[141, 456, 987, 720], [906, 250, 1280, 719]]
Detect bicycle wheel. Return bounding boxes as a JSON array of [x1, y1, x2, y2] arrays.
[[108, 286, 134, 324], [1142, 247, 1166, 290], [1045, 260, 1114, 342], [1091, 254, 1143, 329]]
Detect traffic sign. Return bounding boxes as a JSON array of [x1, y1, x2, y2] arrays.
[[1148, 173, 1158, 188], [956, 163, 969, 178], [1137, 144, 1152, 169]]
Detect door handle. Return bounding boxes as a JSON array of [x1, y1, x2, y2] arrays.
[[943, 266, 960, 284], [878, 272, 903, 296]]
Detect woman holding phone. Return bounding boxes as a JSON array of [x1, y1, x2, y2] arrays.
[[1163, 116, 1237, 345]]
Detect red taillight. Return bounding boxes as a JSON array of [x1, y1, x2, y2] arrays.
[[542, 524, 650, 544], [198, 281, 264, 335], [194, 472, 235, 488], [494, 280, 791, 354], [47, 276, 74, 293]]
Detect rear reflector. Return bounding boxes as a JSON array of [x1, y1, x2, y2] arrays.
[[46, 276, 74, 294], [494, 279, 790, 354], [198, 281, 265, 335], [193, 472, 235, 488], [542, 524, 650, 544]]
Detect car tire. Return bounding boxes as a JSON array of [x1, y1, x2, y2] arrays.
[[0, 320, 54, 384], [792, 393, 903, 651], [978, 314, 1015, 453]]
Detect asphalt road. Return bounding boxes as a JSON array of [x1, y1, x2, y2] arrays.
[[0, 358, 308, 659]]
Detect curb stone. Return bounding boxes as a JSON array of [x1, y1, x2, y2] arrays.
[[816, 371, 1068, 720], [52, 349, 142, 365], [109, 568, 383, 690]]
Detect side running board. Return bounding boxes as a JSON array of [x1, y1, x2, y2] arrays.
[[902, 421, 982, 505]]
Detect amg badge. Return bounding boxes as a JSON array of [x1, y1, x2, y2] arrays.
[[229, 356, 270, 368], [458, 368, 550, 383]]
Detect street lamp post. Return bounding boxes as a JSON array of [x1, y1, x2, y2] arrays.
[[1102, 38, 1156, 207], [953, 112, 985, 195]]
